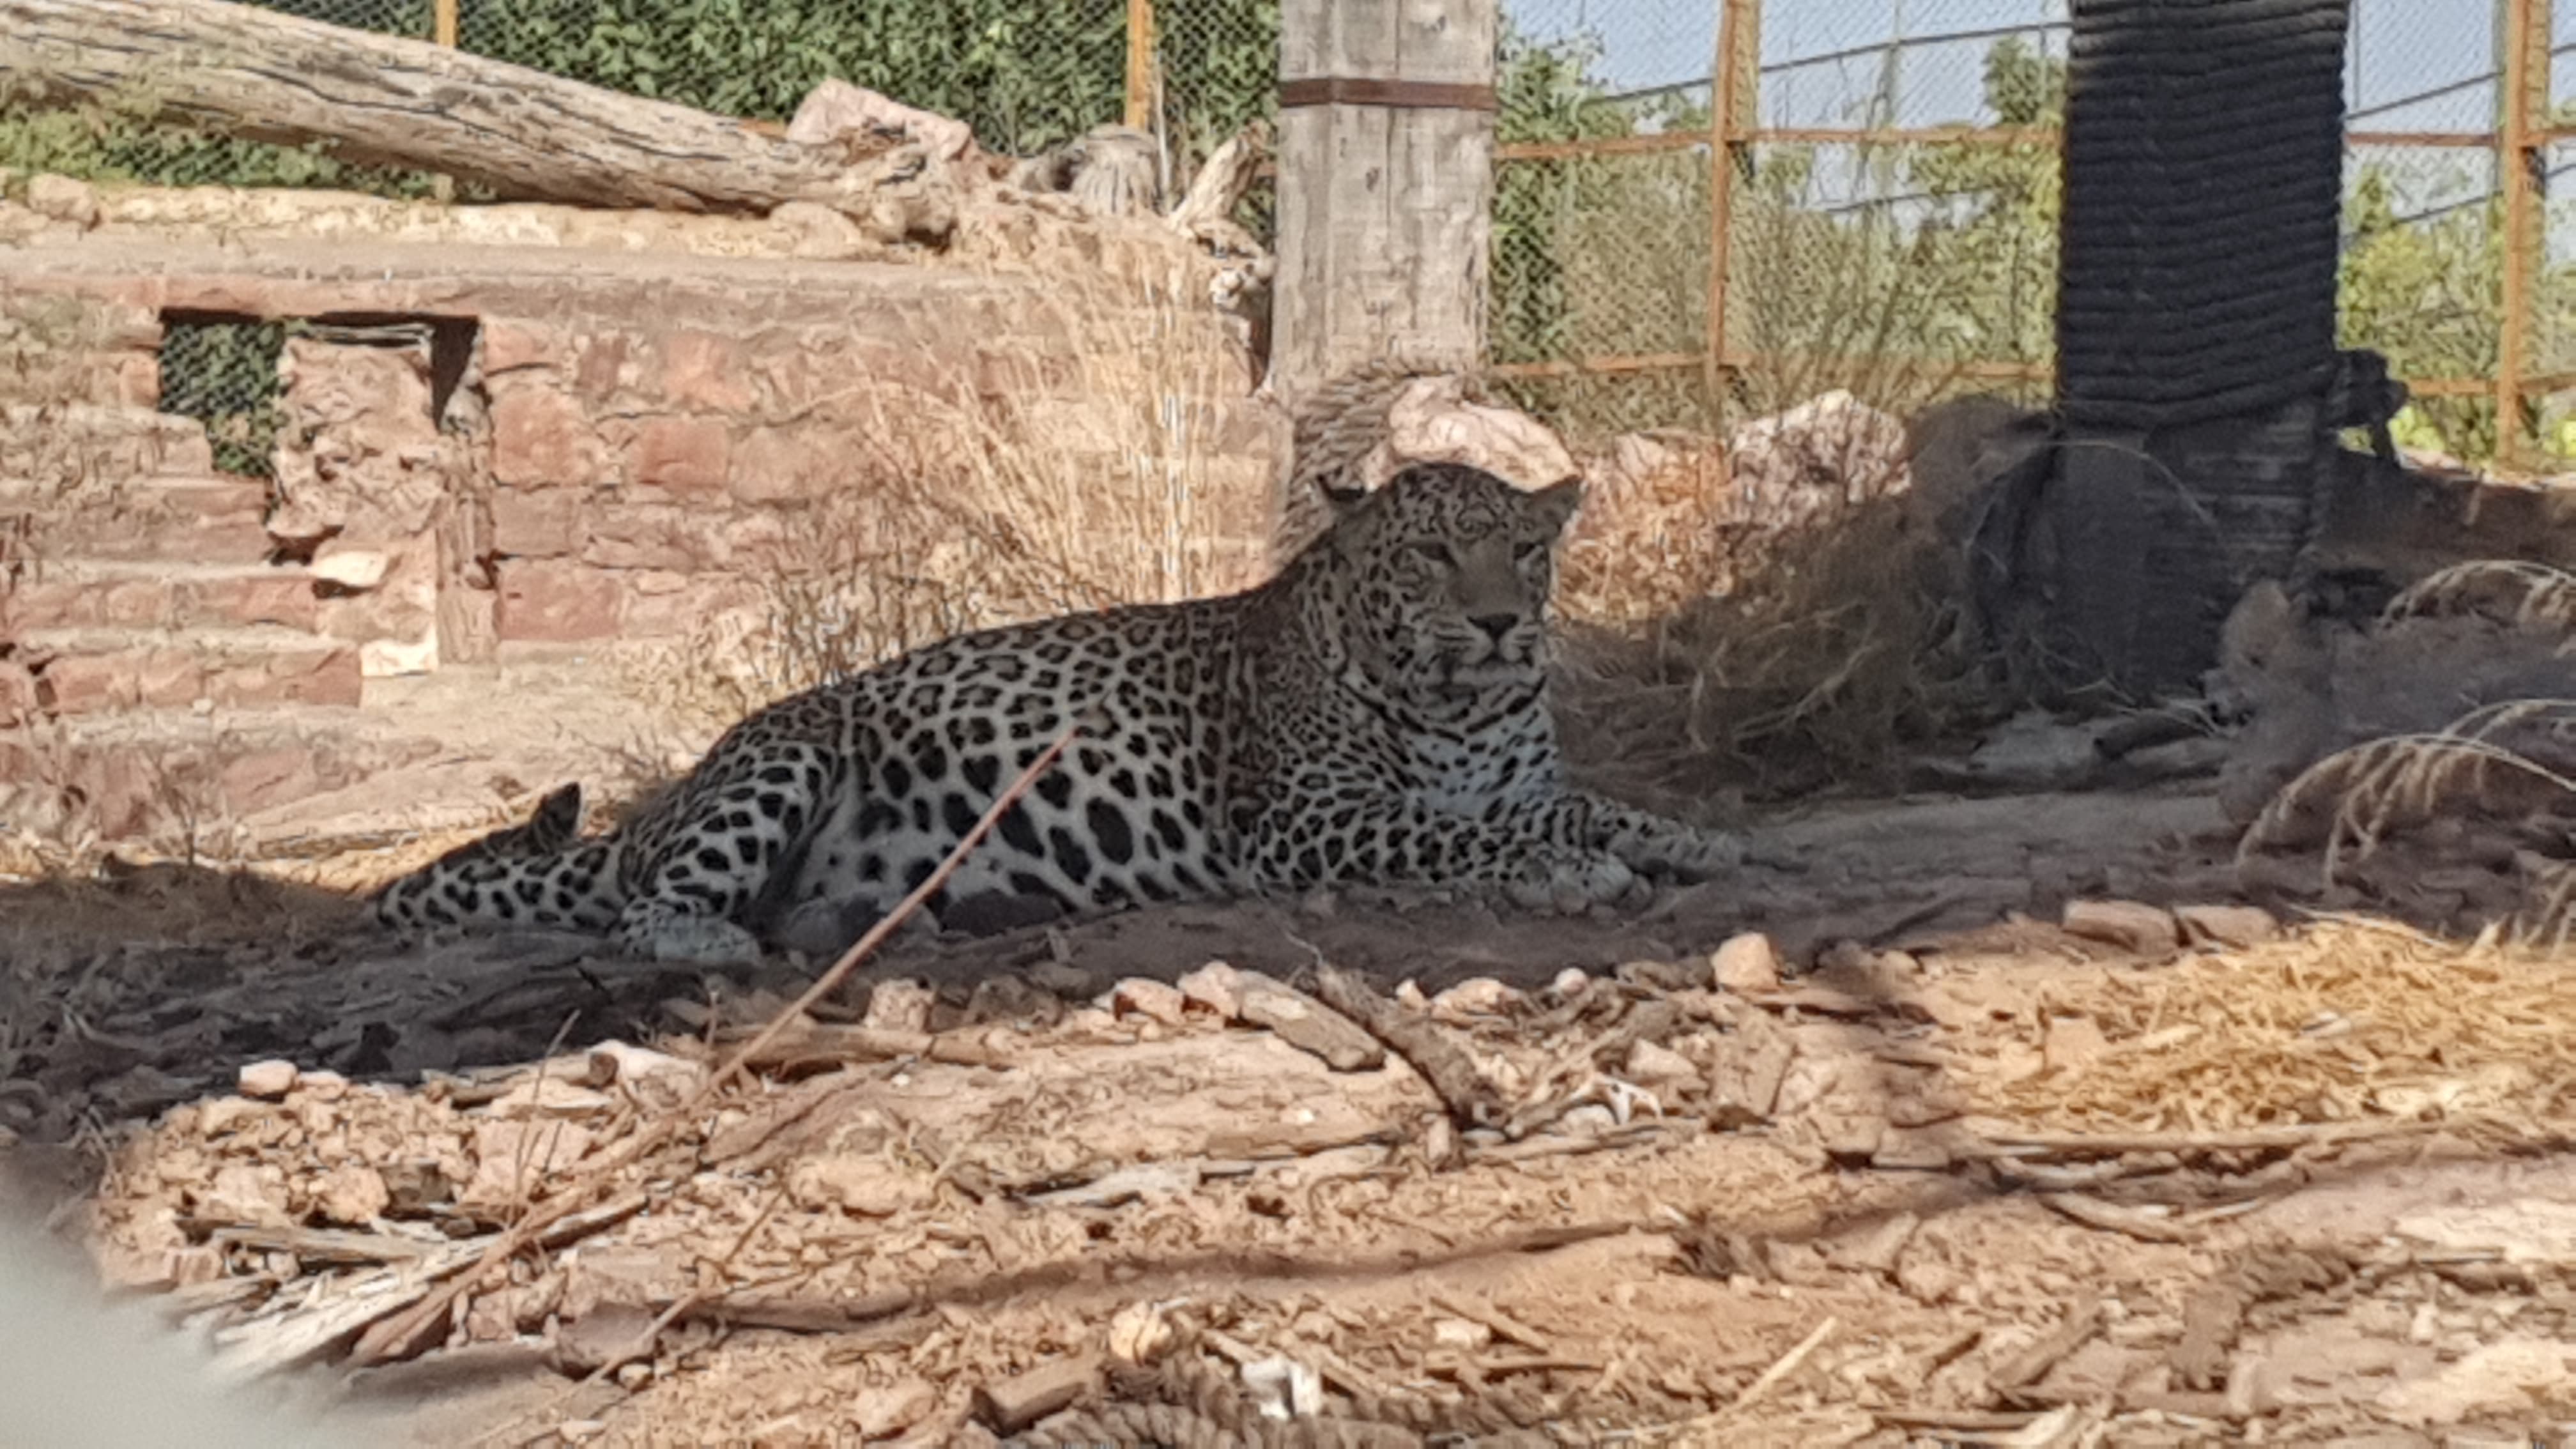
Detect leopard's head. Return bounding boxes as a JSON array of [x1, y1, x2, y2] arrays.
[[1307, 461, 1582, 711]]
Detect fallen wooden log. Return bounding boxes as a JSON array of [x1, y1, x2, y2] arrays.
[[0, 0, 952, 230]]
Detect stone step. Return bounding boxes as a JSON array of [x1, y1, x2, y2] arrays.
[[4, 474, 275, 564], [13, 625, 360, 716], [6, 558, 321, 632], [0, 703, 423, 846], [0, 403, 217, 482]]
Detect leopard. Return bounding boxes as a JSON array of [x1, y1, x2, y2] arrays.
[[374, 461, 1744, 964]]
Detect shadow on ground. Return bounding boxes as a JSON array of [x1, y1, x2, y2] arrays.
[[1, 781, 2254, 1149]]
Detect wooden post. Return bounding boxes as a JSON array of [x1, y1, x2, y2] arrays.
[[1703, 0, 1759, 416], [2495, 0, 2544, 468], [1270, 0, 1501, 397], [431, 0, 459, 201], [1123, 0, 1156, 132]]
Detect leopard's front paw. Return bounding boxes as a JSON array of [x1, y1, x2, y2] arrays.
[[1506, 852, 1646, 914], [1621, 827, 1745, 882]]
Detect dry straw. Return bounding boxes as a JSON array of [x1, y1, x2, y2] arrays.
[[1975, 921, 2576, 1140]]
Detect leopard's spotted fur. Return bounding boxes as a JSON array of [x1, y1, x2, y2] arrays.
[[375, 461, 1740, 963]]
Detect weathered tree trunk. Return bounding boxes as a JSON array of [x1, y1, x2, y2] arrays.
[[0, 0, 933, 222]]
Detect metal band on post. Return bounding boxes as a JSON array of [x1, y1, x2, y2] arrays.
[[1277, 77, 1498, 111]]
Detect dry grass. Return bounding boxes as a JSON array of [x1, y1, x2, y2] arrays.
[[2241, 726, 2576, 876], [633, 270, 1266, 740], [2239, 696, 2576, 942], [2382, 559, 2576, 633], [1523, 165, 2042, 802], [1551, 430, 1986, 802]]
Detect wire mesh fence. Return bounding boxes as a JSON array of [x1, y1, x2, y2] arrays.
[[10, 0, 2572, 467], [1491, 0, 2069, 436], [0, 1, 1268, 197], [158, 320, 289, 480], [1494, 0, 2573, 468]]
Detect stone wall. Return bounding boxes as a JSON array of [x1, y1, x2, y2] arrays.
[[0, 182, 1279, 844]]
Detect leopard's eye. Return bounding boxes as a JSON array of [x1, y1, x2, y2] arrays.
[[1514, 539, 1549, 562], [1406, 540, 1459, 567]]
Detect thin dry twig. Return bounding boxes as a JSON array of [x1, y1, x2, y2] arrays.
[[1728, 1314, 1841, 1413]]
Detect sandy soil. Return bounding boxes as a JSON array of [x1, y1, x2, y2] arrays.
[[8, 779, 2576, 1447]]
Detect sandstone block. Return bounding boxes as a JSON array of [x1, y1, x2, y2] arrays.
[[581, 505, 711, 572], [210, 641, 362, 709], [217, 746, 325, 816], [657, 330, 755, 411], [1712, 932, 1782, 993], [731, 424, 860, 504], [236, 1059, 298, 1100], [496, 559, 620, 641], [491, 383, 608, 487], [627, 416, 730, 494], [479, 318, 560, 376], [569, 333, 635, 400], [2063, 898, 2181, 953], [489, 484, 585, 558], [25, 173, 99, 227], [2175, 903, 2280, 949], [174, 571, 319, 631], [7, 575, 174, 631]]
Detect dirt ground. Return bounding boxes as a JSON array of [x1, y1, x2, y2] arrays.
[[10, 776, 2576, 1446]]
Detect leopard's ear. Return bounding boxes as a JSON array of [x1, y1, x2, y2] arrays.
[[1527, 475, 1584, 532], [527, 783, 585, 848]]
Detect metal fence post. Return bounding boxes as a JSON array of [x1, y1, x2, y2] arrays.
[[1125, 0, 1157, 132], [431, 0, 459, 201], [2496, 0, 2544, 468], [1702, 0, 1757, 414]]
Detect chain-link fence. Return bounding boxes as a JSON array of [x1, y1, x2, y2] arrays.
[[0, 1, 1272, 197], [1495, 0, 2574, 468], [158, 320, 289, 479], [18, 0, 2574, 468], [1, 0, 1277, 479], [1491, 0, 2068, 436]]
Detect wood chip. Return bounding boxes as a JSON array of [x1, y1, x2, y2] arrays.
[[973, 1353, 1100, 1434], [2038, 1192, 2198, 1243], [1430, 1291, 1553, 1354], [1989, 1298, 2103, 1398], [1234, 970, 1383, 1072]]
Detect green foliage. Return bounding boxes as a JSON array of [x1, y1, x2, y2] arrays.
[[2336, 169, 2509, 458], [0, 1, 1279, 198], [1492, 24, 2571, 466], [0, 89, 442, 200], [1490, 26, 2059, 435], [158, 320, 291, 479], [458, 0, 1131, 155], [1146, 0, 1278, 169]]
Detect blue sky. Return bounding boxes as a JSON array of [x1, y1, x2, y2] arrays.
[[1503, 0, 2566, 233], [1505, 0, 2538, 131]]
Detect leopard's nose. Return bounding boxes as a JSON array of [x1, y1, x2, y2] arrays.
[[1469, 613, 1517, 642]]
